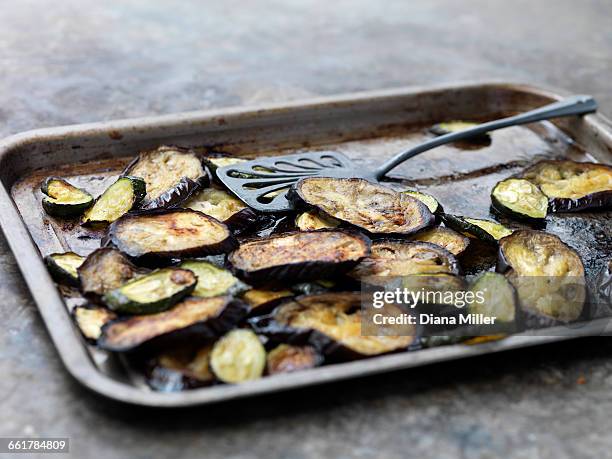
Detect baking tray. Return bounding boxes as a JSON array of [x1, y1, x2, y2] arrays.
[[1, 81, 611, 407]]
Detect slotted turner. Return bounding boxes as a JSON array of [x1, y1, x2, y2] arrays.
[[217, 95, 597, 212]]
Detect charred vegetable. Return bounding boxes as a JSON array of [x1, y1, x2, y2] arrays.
[[467, 272, 518, 333], [289, 177, 434, 236], [44, 252, 85, 286], [82, 176, 146, 225], [242, 288, 294, 316], [350, 240, 459, 280], [266, 344, 323, 375], [401, 190, 443, 214], [72, 306, 117, 342], [491, 178, 548, 220], [124, 145, 207, 209], [409, 226, 470, 256], [498, 230, 586, 324], [107, 209, 236, 259], [98, 296, 247, 353], [429, 121, 491, 143], [202, 155, 247, 175], [103, 268, 197, 314], [251, 292, 415, 359], [228, 230, 370, 284], [146, 346, 214, 391], [519, 160, 612, 212], [210, 329, 266, 383], [441, 214, 513, 243], [294, 211, 341, 231], [183, 187, 257, 232], [179, 260, 248, 298], [78, 248, 144, 301], [41, 177, 93, 217]]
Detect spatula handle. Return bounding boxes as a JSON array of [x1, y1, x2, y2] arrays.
[[373, 95, 597, 180]]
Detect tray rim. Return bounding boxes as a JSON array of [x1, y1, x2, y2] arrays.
[[1, 80, 611, 408]]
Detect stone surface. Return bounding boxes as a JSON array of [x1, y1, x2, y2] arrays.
[[1, 0, 612, 458]]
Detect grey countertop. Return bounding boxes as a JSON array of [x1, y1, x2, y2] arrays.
[[1, 1, 611, 458]]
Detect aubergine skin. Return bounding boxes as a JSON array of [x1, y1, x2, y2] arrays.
[[98, 296, 248, 354], [546, 190, 612, 212], [227, 230, 371, 285]]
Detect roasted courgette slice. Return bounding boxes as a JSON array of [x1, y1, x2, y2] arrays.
[[124, 145, 208, 209], [44, 252, 85, 287], [429, 121, 491, 143], [41, 177, 93, 218], [78, 248, 145, 302], [498, 230, 586, 325], [72, 306, 117, 342], [491, 178, 548, 220], [210, 329, 266, 383], [146, 345, 215, 391], [266, 344, 323, 375], [103, 268, 197, 314], [107, 209, 236, 259], [294, 211, 341, 231], [202, 155, 247, 175], [289, 177, 434, 236], [251, 292, 416, 359], [82, 176, 146, 225], [178, 260, 248, 298], [227, 230, 370, 284], [183, 187, 258, 232], [401, 190, 443, 214], [349, 240, 460, 280], [467, 272, 518, 334], [98, 296, 247, 353], [409, 226, 470, 256], [519, 160, 612, 212], [441, 214, 513, 243], [242, 288, 294, 316]]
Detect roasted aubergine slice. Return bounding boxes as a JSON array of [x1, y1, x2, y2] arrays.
[[145, 345, 215, 391], [41, 177, 93, 218], [183, 187, 258, 233], [266, 344, 323, 375], [251, 292, 416, 359], [289, 177, 434, 236], [409, 226, 470, 256], [124, 145, 208, 209], [441, 214, 513, 243], [45, 252, 85, 287], [178, 260, 248, 298], [82, 176, 146, 225], [72, 305, 117, 342], [78, 248, 145, 302], [98, 296, 247, 353], [210, 329, 267, 383], [103, 268, 197, 314], [491, 178, 548, 220], [107, 209, 236, 260], [227, 230, 370, 284], [519, 160, 612, 212], [497, 230, 586, 325], [242, 288, 294, 316]]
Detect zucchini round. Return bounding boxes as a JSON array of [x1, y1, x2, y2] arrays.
[[519, 160, 612, 212], [349, 240, 460, 280], [179, 260, 248, 298], [107, 209, 236, 259], [266, 344, 323, 375], [103, 268, 197, 314], [401, 190, 443, 214], [210, 329, 266, 383], [72, 305, 117, 342], [82, 176, 146, 225], [289, 177, 434, 236], [124, 145, 208, 209], [202, 155, 247, 176], [227, 230, 370, 284], [183, 187, 258, 233], [295, 210, 341, 231], [44, 251, 85, 287], [441, 214, 513, 243], [498, 230, 586, 324], [491, 178, 548, 220], [98, 296, 247, 353], [409, 226, 470, 256], [242, 288, 294, 316], [41, 177, 93, 218], [146, 346, 215, 391], [467, 272, 518, 334], [429, 121, 491, 144]]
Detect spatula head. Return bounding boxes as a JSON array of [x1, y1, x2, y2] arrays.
[[216, 151, 359, 212]]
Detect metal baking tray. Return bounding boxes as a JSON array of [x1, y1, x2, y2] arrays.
[[1, 81, 611, 407]]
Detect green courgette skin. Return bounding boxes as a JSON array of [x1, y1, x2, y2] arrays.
[[44, 252, 84, 287], [490, 193, 546, 222], [41, 177, 94, 218], [441, 214, 507, 243], [82, 176, 147, 225]]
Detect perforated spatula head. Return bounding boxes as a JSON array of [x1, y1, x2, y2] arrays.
[[216, 151, 364, 212]]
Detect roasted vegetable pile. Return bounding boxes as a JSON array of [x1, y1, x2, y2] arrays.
[[41, 145, 608, 391]]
